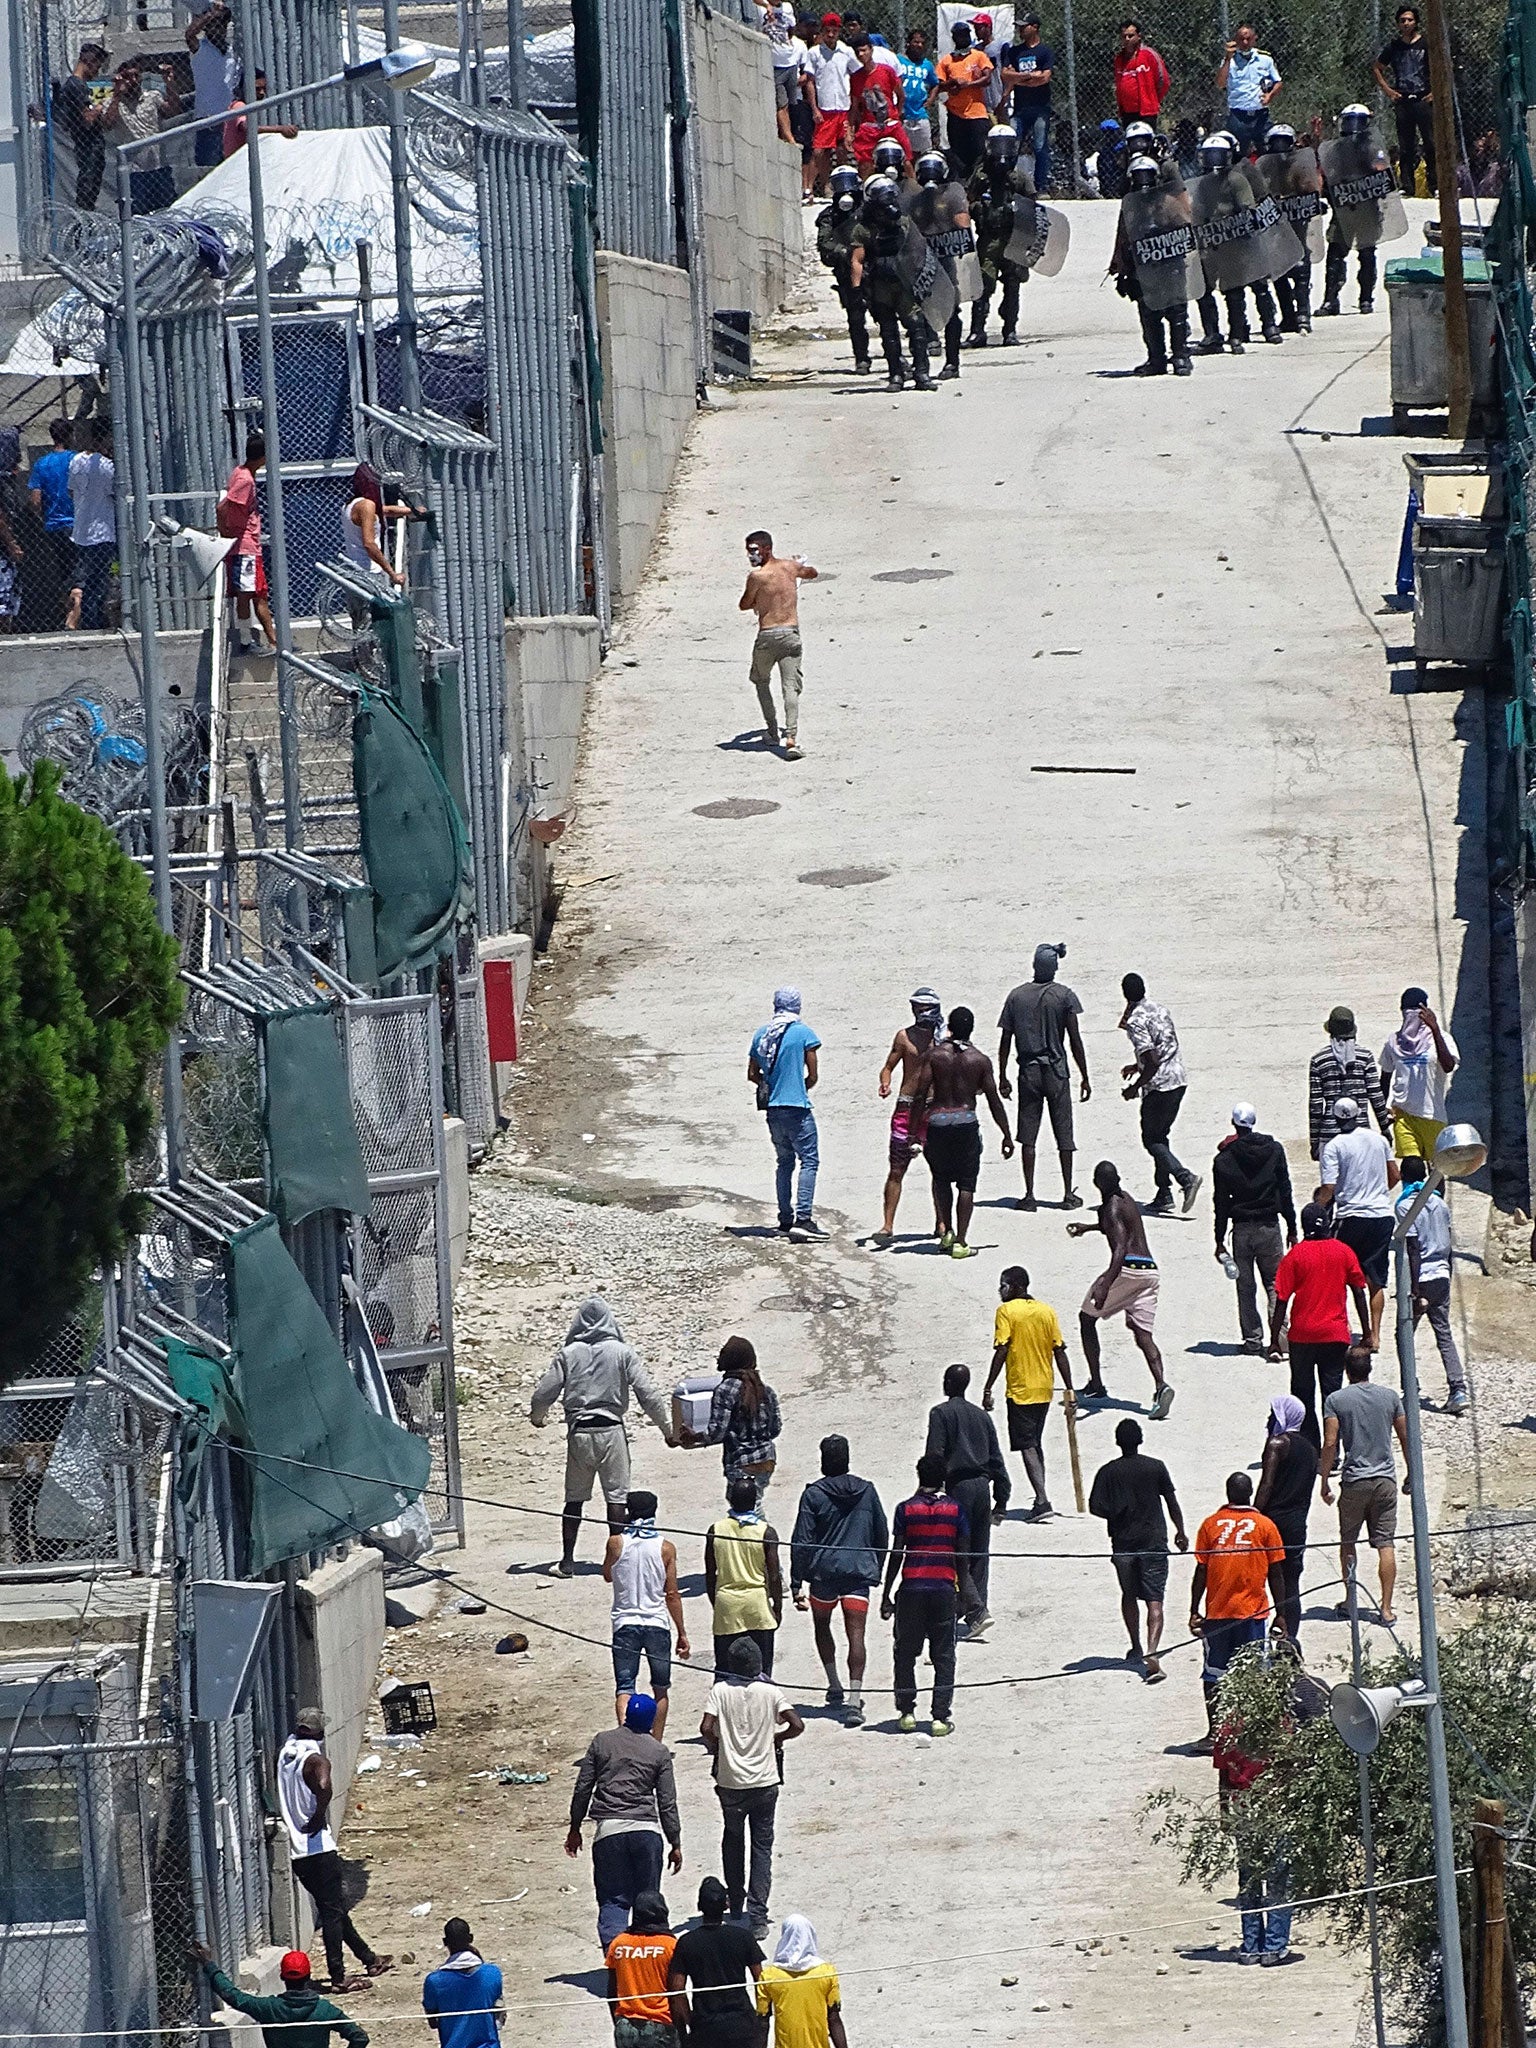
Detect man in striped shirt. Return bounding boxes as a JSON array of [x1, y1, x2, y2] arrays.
[[881, 1452, 965, 1736]]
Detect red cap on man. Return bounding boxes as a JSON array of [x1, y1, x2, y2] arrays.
[[971, 12, 994, 30], [821, 11, 842, 23], [280, 1951, 313, 1982]]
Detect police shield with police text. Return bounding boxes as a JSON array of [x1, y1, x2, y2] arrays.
[[1112, 155, 1199, 375], [1191, 130, 1297, 348], [1318, 104, 1408, 315], [815, 166, 872, 372], [910, 151, 978, 379], [966, 125, 1068, 347], [1255, 124, 1326, 331], [851, 179, 953, 390]]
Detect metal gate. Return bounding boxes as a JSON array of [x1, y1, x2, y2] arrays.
[[344, 993, 464, 1541], [226, 310, 364, 621]]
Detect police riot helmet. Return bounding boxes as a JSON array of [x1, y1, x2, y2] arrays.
[[1340, 102, 1372, 136], [983, 122, 1020, 169], [872, 136, 907, 176], [1123, 119, 1157, 154], [861, 179, 902, 224], [1127, 154, 1160, 191], [1198, 131, 1235, 172], [915, 150, 950, 186], [1263, 122, 1296, 153], [829, 163, 860, 208]]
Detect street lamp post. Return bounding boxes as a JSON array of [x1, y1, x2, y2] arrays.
[[1390, 1121, 1487, 2048]]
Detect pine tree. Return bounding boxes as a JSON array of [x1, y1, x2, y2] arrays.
[[0, 764, 181, 1383]]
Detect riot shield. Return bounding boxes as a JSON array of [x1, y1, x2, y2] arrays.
[[1319, 135, 1409, 250], [996, 191, 1067, 275], [903, 217, 959, 331], [1252, 151, 1324, 264], [1190, 161, 1295, 291], [1120, 183, 1203, 311], [910, 182, 982, 303]]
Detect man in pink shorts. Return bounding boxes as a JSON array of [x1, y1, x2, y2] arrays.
[[873, 987, 943, 1245], [1068, 1159, 1174, 1420]]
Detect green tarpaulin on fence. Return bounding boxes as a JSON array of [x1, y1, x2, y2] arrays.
[[164, 1334, 249, 1506], [353, 682, 468, 982], [261, 1005, 371, 1227], [227, 1215, 430, 1570]]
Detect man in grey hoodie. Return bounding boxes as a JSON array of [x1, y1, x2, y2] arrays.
[[789, 1434, 888, 1726], [531, 1297, 677, 1574]]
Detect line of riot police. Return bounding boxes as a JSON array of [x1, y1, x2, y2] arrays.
[[1108, 104, 1410, 376], [814, 122, 1069, 391]]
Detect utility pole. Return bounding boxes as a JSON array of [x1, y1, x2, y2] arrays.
[[1423, 0, 1470, 438], [1474, 1798, 1507, 2048]]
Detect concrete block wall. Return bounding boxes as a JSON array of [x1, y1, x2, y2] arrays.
[[294, 1545, 385, 1826], [595, 253, 698, 602], [0, 628, 209, 766], [690, 2, 803, 326]]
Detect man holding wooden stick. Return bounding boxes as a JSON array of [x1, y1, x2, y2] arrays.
[[982, 1266, 1081, 1520]]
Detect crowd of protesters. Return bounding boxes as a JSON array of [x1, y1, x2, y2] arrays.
[[756, 1, 1476, 203]]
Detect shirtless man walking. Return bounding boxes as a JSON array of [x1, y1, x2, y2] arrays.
[[908, 1006, 1014, 1258], [1068, 1159, 1174, 1419], [873, 986, 944, 1246], [739, 530, 818, 760]]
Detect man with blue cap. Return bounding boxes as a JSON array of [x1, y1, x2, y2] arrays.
[[568, 1695, 684, 1951], [749, 988, 825, 1242]]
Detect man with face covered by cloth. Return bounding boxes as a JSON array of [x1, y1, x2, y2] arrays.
[[965, 124, 1068, 347], [1190, 128, 1297, 350], [908, 150, 977, 379], [815, 165, 872, 371], [1254, 121, 1326, 331], [849, 177, 946, 389], [1110, 151, 1200, 375], [1317, 102, 1408, 316]]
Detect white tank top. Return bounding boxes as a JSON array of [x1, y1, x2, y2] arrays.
[[609, 1530, 669, 1630], [278, 1735, 336, 1858], [341, 499, 374, 572]]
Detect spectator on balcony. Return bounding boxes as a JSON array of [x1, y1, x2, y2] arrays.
[[26, 419, 77, 630], [0, 431, 25, 635], [186, 5, 239, 167], [222, 72, 300, 156], [65, 418, 115, 633], [105, 57, 183, 214], [53, 44, 112, 211]]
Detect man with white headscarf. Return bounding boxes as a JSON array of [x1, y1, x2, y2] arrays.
[[1379, 984, 1459, 1167], [530, 1298, 677, 1575], [757, 1916, 846, 2048], [748, 988, 825, 1242]]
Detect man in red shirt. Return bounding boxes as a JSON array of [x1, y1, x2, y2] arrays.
[[1113, 18, 1170, 121], [849, 34, 912, 168], [1269, 1202, 1371, 1449], [217, 433, 276, 655], [1190, 1472, 1286, 1737]]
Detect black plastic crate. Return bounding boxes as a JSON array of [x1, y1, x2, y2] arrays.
[[380, 1680, 436, 1736]]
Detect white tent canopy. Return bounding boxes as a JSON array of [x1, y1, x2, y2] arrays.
[[0, 125, 479, 378]]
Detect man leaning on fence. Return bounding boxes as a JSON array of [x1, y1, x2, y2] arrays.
[[278, 1707, 394, 1992], [196, 1942, 369, 2047]]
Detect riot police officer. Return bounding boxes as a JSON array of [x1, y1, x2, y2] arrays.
[[815, 164, 872, 372]]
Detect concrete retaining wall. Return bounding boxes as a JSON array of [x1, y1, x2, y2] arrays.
[[595, 253, 697, 602], [690, 2, 802, 327], [0, 628, 209, 765], [295, 1545, 385, 1825]]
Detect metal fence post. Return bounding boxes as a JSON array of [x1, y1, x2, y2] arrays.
[[1062, 0, 1083, 193]]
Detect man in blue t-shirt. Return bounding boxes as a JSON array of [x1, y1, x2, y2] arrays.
[[27, 418, 78, 630], [423, 1918, 504, 2048], [748, 986, 825, 1241], [896, 27, 939, 153], [1000, 15, 1054, 191]]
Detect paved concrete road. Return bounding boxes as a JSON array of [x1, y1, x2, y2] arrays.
[[493, 199, 1487, 2047]]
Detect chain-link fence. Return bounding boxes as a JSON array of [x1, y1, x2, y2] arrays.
[[345, 992, 464, 1537], [0, 1732, 200, 2048]]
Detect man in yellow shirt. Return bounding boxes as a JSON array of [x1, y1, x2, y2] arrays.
[[706, 1477, 783, 1677], [982, 1265, 1075, 1519], [757, 1916, 847, 2048]]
